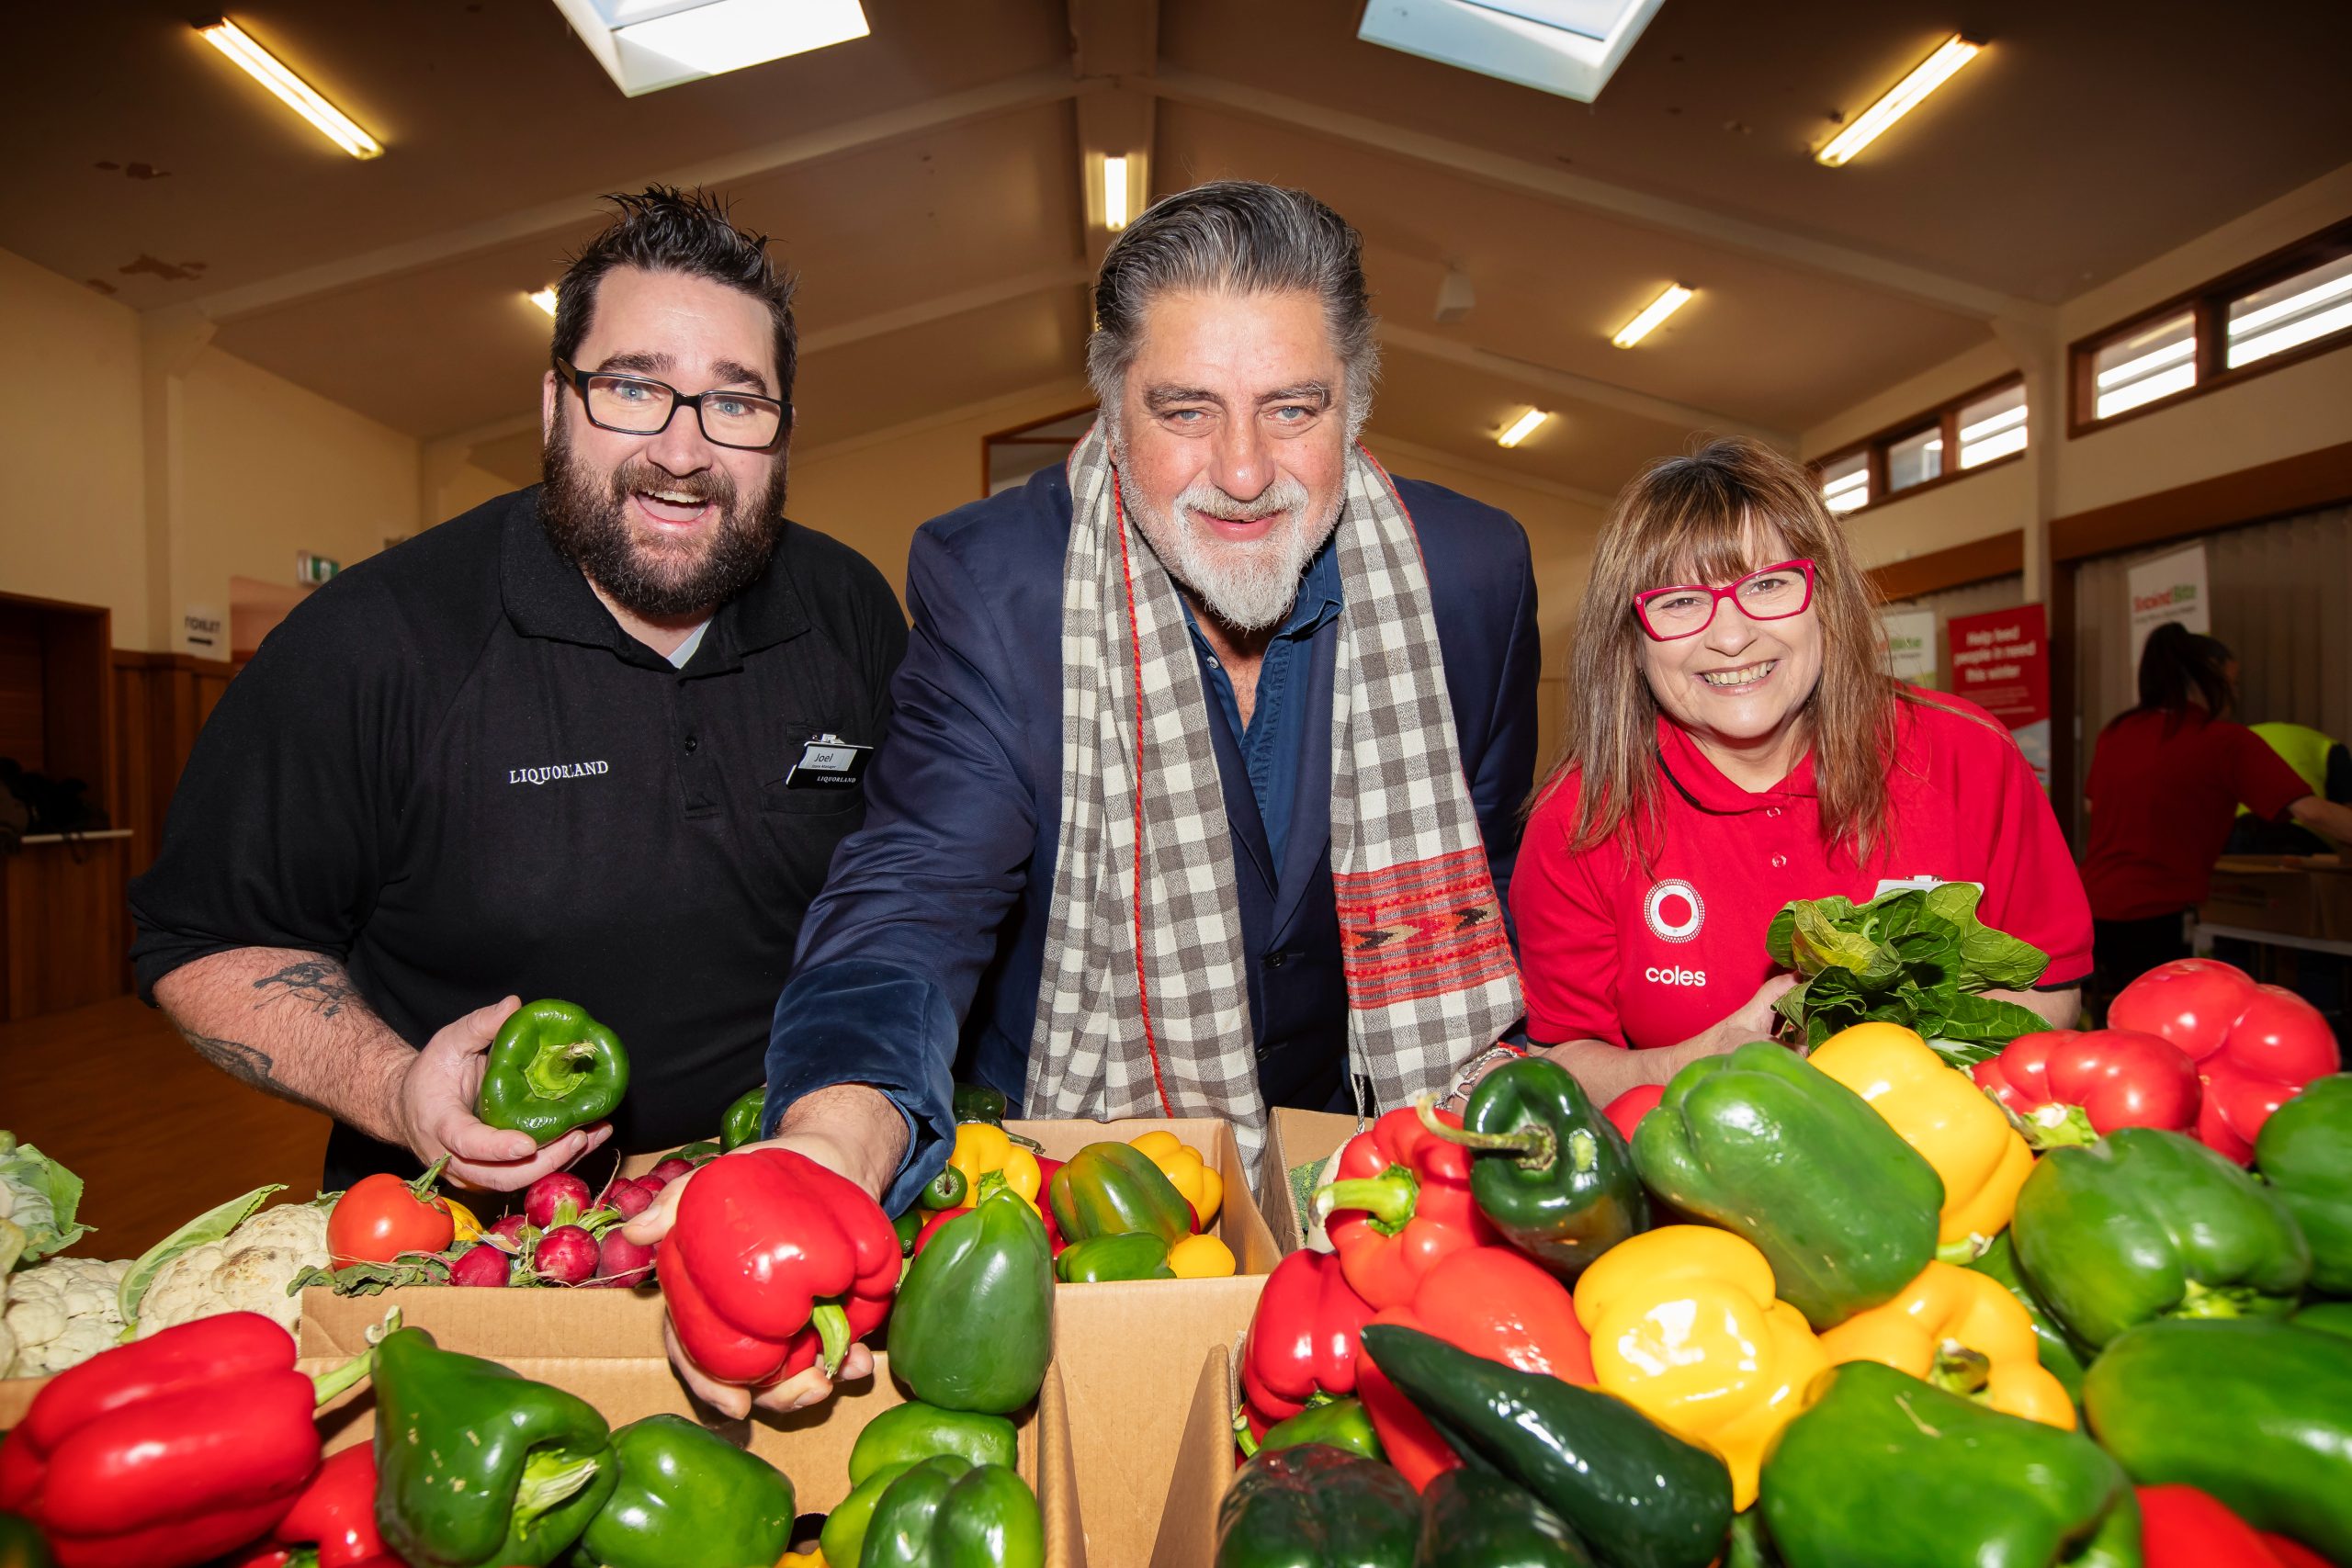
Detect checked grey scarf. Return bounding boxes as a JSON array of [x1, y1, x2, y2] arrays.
[[1023, 423, 1523, 1171]]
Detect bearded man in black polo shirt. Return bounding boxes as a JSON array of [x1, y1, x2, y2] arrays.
[[132, 188, 910, 1223]]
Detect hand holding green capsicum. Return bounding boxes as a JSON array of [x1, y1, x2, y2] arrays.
[[476, 998, 629, 1146]]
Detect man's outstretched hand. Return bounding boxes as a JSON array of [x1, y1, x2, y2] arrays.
[[396, 995, 612, 1190]]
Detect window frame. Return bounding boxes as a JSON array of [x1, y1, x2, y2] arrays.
[[2068, 216, 2352, 438], [1808, 372, 2027, 519]]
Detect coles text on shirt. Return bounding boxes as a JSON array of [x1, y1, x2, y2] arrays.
[[1645, 964, 1707, 987], [508, 760, 610, 785], [784, 732, 871, 790], [1643, 878, 1706, 943]]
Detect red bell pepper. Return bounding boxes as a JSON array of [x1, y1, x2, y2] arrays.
[[1351, 1246, 1595, 1492], [0, 1313, 371, 1568], [1973, 1028, 2201, 1145], [220, 1446, 401, 1568], [1602, 1085, 1665, 1144], [656, 1147, 901, 1388], [2109, 958, 2341, 1163], [2136, 1484, 2301, 1568], [1033, 1154, 1068, 1255], [1314, 1106, 1498, 1309], [1238, 1250, 1378, 1439]]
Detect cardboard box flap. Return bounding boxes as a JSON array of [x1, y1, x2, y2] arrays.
[[1149, 1344, 1237, 1568], [1260, 1108, 1362, 1257]]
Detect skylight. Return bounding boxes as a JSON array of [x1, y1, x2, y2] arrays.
[[551, 0, 868, 98], [1358, 0, 1666, 104]]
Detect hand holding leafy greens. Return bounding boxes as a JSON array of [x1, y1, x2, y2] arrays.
[[1767, 883, 2051, 1063]]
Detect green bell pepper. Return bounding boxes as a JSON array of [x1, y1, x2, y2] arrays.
[[1762, 1360, 2139, 1568], [1214, 1444, 1419, 1568], [921, 1164, 970, 1212], [860, 1455, 1043, 1568], [372, 1325, 616, 1568], [1047, 1142, 1194, 1245], [2293, 1299, 2352, 1339], [2256, 1073, 2352, 1296], [476, 998, 630, 1145], [719, 1087, 766, 1152], [823, 1461, 914, 1568], [889, 1190, 1054, 1415], [1965, 1229, 2090, 1403], [567, 1414, 795, 1568], [2011, 1127, 2311, 1349], [1055, 1231, 1173, 1282], [1358, 1324, 1732, 1568], [850, 1403, 1020, 1484], [1414, 1469, 1595, 1568], [2084, 1317, 2352, 1562], [953, 1082, 1010, 1126], [0, 1514, 52, 1568], [1240, 1396, 1385, 1464], [1633, 1041, 1943, 1329], [1416, 1056, 1646, 1279]]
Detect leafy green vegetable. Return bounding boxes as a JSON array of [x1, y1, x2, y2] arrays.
[[116, 1182, 282, 1337], [288, 1250, 456, 1296], [1768, 884, 2051, 1063], [0, 1132, 93, 1264]]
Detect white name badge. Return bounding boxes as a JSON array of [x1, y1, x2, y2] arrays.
[[785, 732, 872, 789], [1871, 875, 1985, 899]]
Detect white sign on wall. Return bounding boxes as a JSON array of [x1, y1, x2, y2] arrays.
[[1881, 608, 1940, 683], [2126, 544, 2211, 666], [176, 604, 225, 659]]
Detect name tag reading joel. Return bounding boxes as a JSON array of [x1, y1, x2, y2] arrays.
[[785, 733, 871, 790]]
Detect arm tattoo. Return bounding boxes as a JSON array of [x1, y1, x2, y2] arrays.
[[183, 1029, 277, 1091], [250, 958, 359, 1018]]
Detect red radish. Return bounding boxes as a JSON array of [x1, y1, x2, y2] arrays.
[[600, 1178, 654, 1220], [525, 1172, 593, 1230], [448, 1243, 513, 1288], [535, 1224, 599, 1285], [488, 1213, 531, 1248], [646, 1157, 695, 1189], [592, 1230, 656, 1288]]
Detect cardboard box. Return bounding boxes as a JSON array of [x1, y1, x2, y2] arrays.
[[1149, 1344, 1242, 1568], [1258, 1107, 1363, 1256], [2201, 862, 2324, 942]]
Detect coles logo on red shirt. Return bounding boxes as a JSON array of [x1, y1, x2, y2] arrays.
[[1643, 878, 1705, 943]]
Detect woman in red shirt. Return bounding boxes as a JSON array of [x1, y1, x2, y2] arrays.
[[2082, 622, 2352, 1012], [1509, 438, 2091, 1103]]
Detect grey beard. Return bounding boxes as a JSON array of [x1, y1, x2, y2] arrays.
[[1121, 468, 1341, 634]]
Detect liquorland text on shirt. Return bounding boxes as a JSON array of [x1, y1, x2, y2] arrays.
[[508, 761, 611, 785]]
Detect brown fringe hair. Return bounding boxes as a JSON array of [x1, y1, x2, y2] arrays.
[[1537, 436, 1911, 869]]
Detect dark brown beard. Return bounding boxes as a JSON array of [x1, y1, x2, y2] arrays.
[[538, 420, 790, 620]]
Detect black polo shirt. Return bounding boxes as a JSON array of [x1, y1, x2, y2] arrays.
[[130, 487, 907, 1187]]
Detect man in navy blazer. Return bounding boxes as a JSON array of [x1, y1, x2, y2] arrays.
[[636, 186, 1538, 1415]]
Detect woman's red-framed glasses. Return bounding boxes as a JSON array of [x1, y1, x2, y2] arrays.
[[1634, 558, 1817, 641]]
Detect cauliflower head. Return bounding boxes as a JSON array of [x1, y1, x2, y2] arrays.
[[137, 1201, 332, 1337], [6, 1255, 130, 1375]]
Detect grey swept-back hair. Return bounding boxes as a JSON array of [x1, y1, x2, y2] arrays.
[[1086, 180, 1380, 444]]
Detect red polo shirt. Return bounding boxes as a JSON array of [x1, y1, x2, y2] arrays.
[[2081, 707, 2311, 921], [1512, 694, 2093, 1051]]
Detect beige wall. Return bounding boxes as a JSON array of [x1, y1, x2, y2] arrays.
[[435, 460, 517, 523], [0, 250, 149, 637], [1805, 161, 2352, 573]]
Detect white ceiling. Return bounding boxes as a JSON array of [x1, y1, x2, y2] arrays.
[[11, 0, 2349, 493]]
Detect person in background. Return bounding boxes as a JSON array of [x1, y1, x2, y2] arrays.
[[1508, 439, 2090, 1104], [2224, 720, 2351, 856], [2082, 625, 2352, 1011], [130, 189, 906, 1240]]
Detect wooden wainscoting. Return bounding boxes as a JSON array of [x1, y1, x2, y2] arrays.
[[112, 650, 240, 886]]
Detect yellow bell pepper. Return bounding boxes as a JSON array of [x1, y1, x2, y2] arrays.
[[1129, 1130, 1223, 1226], [775, 1551, 827, 1567], [1815, 1260, 2075, 1430], [1810, 1021, 2033, 1257], [444, 1196, 483, 1246], [1572, 1224, 1829, 1510], [950, 1122, 1042, 1213], [1166, 1233, 1237, 1278]]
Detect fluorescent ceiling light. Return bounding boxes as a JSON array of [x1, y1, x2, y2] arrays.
[[197, 18, 382, 159], [1497, 409, 1550, 448], [2095, 362, 2197, 420], [1359, 0, 1665, 104], [1612, 284, 1694, 347], [2096, 336, 2194, 389], [1815, 34, 1982, 168], [2228, 299, 2352, 368], [1958, 404, 2027, 442], [550, 0, 868, 98], [528, 287, 560, 316], [1102, 155, 1131, 231]]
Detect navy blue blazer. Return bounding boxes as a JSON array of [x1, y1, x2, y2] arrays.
[[765, 462, 1540, 1211]]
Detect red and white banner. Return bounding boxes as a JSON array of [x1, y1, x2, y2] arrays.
[[1949, 604, 2052, 789]]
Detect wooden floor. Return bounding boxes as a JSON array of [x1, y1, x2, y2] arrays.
[[0, 994, 328, 1259]]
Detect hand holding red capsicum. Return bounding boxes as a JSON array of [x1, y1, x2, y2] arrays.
[[2109, 958, 2340, 1162], [0, 1312, 374, 1568], [1314, 1105, 1498, 1309], [655, 1147, 899, 1406]]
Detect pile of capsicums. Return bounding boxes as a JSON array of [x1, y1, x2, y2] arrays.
[[1225, 953, 2352, 1568]]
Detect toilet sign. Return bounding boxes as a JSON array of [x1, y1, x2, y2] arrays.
[[177, 604, 225, 658]]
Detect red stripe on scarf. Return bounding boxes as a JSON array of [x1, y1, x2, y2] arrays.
[[1335, 846, 1520, 1010], [1113, 475, 1176, 1117]]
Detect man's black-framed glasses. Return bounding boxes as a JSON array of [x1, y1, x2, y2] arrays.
[[553, 358, 786, 451], [1634, 558, 1817, 641]]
